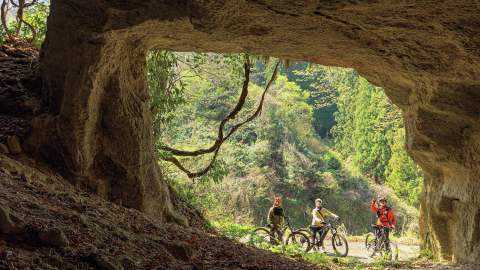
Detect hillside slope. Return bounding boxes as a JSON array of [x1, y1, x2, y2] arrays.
[[0, 154, 323, 270], [0, 50, 323, 270], [161, 70, 419, 236]]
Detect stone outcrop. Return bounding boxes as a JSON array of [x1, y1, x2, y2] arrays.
[[29, 0, 480, 262], [0, 205, 24, 235], [0, 143, 9, 154], [7, 136, 22, 154], [38, 228, 70, 247]]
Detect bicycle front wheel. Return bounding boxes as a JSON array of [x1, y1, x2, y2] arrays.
[[332, 233, 348, 257], [252, 228, 280, 248], [285, 232, 310, 252], [380, 239, 398, 261], [365, 232, 376, 257]]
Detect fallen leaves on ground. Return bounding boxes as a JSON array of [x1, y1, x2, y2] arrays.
[[0, 154, 325, 270]]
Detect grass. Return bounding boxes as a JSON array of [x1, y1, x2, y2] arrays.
[[211, 220, 433, 269], [345, 232, 419, 246]]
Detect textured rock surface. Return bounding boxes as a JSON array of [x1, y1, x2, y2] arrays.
[[0, 143, 9, 154], [7, 136, 22, 154], [38, 228, 70, 247], [0, 205, 24, 235], [29, 0, 480, 262], [94, 251, 124, 270]]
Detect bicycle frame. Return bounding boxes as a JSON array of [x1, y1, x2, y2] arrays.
[[373, 225, 390, 247], [272, 218, 296, 238], [311, 220, 339, 246]]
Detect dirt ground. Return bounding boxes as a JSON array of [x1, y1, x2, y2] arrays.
[[322, 239, 418, 263]]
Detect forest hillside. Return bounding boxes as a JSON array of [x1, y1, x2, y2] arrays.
[[149, 52, 422, 236]]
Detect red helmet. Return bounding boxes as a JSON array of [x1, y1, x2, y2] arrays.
[[275, 197, 282, 202]]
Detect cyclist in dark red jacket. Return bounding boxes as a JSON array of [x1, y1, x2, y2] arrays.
[[371, 197, 396, 238]]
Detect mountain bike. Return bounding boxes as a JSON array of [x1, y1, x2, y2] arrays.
[[251, 217, 310, 251], [365, 225, 398, 260], [298, 217, 348, 257]]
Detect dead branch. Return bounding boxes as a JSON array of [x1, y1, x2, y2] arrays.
[[21, 18, 35, 42], [160, 56, 252, 157], [159, 55, 280, 179], [10, 0, 36, 41], [14, 0, 24, 37], [1, 0, 13, 40], [24, 0, 35, 8]]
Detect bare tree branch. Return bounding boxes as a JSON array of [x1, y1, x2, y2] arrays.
[[1, 0, 13, 41], [159, 55, 280, 179], [24, 0, 36, 8], [14, 0, 24, 37], [21, 17, 35, 42]]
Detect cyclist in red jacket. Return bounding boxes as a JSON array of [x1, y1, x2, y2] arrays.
[[371, 197, 396, 238]]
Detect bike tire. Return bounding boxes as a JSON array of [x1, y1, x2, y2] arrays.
[[252, 227, 280, 248], [285, 232, 310, 252], [380, 239, 398, 261], [298, 228, 313, 250], [365, 232, 376, 258], [331, 233, 348, 257]]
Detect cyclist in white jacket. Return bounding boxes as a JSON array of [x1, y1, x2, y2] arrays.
[[311, 198, 339, 253]]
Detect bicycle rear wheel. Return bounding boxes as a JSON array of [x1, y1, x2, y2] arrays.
[[332, 233, 348, 257], [380, 239, 398, 261], [285, 232, 310, 252], [252, 228, 280, 248], [365, 232, 376, 257]]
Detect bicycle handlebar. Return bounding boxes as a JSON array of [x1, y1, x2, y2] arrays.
[[318, 217, 340, 225]]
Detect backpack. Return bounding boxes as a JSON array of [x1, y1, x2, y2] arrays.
[[377, 206, 391, 220], [273, 207, 284, 216]]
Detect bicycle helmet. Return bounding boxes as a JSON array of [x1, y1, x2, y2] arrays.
[[315, 198, 322, 203], [378, 197, 388, 202], [275, 197, 282, 202]]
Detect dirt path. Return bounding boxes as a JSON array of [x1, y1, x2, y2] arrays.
[[240, 234, 419, 262], [321, 239, 418, 263]]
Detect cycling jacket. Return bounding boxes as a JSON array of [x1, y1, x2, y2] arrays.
[[312, 207, 338, 227], [371, 202, 396, 227], [268, 206, 285, 227]]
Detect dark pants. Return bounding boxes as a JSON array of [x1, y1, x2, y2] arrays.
[[311, 226, 325, 246], [269, 225, 278, 235], [269, 225, 280, 243]]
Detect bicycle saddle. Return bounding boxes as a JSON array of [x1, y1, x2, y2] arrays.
[[309, 225, 320, 229]]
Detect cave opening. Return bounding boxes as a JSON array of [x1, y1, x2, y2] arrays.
[[21, 0, 480, 264], [144, 51, 423, 240]]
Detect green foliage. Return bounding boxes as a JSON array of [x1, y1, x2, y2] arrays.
[[211, 216, 255, 241], [332, 73, 404, 183], [147, 51, 186, 137], [0, 0, 49, 45], [420, 249, 436, 260], [385, 128, 423, 208], [148, 52, 248, 182], [21, 1, 49, 46], [150, 52, 422, 241]]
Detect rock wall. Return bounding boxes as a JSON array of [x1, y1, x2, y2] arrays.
[[30, 0, 480, 262]]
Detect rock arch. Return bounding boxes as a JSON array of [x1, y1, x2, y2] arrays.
[[27, 0, 480, 263]]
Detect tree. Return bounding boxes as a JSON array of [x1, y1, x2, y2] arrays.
[[1, 0, 41, 43], [385, 128, 423, 207], [150, 53, 281, 180], [332, 74, 402, 183]]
